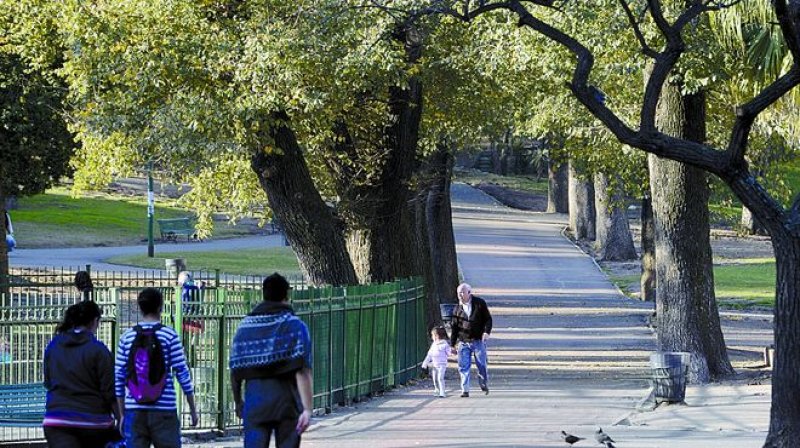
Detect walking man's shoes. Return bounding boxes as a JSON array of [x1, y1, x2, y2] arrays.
[[480, 384, 489, 395], [460, 392, 469, 398]]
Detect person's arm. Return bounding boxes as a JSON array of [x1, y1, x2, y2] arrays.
[[98, 345, 118, 419], [482, 299, 492, 341], [231, 370, 244, 419], [450, 309, 460, 350], [168, 332, 198, 426], [43, 344, 51, 389], [295, 367, 313, 435]]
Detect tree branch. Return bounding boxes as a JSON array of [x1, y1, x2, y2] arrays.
[[503, 1, 728, 175], [618, 0, 658, 58], [728, 66, 800, 163], [774, 0, 800, 63], [647, 0, 672, 36]]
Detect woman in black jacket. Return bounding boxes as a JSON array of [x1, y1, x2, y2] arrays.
[[43, 301, 121, 447]]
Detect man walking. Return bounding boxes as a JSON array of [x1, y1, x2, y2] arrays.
[[229, 273, 313, 448], [115, 287, 198, 448], [450, 283, 492, 397]]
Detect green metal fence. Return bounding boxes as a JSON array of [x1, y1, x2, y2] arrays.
[[0, 277, 427, 443]]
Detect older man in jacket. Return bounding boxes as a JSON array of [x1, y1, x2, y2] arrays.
[[450, 283, 492, 397]]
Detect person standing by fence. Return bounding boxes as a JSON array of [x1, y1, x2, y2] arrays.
[[229, 273, 313, 448], [115, 287, 198, 448], [43, 301, 122, 447], [74, 270, 94, 302], [450, 283, 493, 398]]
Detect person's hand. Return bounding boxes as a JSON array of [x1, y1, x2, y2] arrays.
[[482, 333, 490, 342], [296, 409, 312, 435], [235, 400, 244, 419], [189, 409, 199, 427]]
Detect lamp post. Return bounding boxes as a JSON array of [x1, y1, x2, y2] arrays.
[[147, 161, 155, 258]]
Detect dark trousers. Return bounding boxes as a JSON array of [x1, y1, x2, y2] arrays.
[[44, 426, 119, 448], [124, 410, 181, 448], [244, 419, 301, 448]]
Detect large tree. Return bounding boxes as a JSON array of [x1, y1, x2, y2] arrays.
[[0, 51, 74, 290], [448, 0, 800, 445]]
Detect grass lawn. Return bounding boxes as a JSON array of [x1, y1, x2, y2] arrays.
[[607, 259, 776, 307], [106, 247, 301, 276], [10, 187, 258, 248], [454, 169, 548, 194], [715, 259, 776, 307]]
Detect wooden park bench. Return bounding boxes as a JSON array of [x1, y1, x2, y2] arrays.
[[0, 383, 46, 426], [157, 217, 197, 242]]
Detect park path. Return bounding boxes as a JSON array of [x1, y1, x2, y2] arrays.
[[293, 184, 771, 448]]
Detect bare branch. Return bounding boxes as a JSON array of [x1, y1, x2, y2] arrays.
[[791, 192, 800, 223], [618, 0, 658, 57], [728, 66, 800, 163], [647, 0, 672, 36], [673, 2, 707, 31], [501, 1, 728, 175], [775, 0, 800, 63]]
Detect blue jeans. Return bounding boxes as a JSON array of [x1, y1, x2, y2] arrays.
[[244, 419, 301, 448], [124, 410, 181, 448], [458, 340, 488, 393]]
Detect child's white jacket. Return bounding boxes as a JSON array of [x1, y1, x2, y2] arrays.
[[421, 340, 450, 369]]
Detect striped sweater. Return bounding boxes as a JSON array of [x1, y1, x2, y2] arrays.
[[115, 322, 194, 411]]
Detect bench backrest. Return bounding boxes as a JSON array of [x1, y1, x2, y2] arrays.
[[0, 383, 46, 424], [158, 218, 192, 231]]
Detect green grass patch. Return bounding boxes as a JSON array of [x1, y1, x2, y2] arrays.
[[454, 169, 548, 194], [605, 259, 776, 308], [608, 273, 640, 298], [106, 247, 301, 276], [715, 259, 775, 306], [11, 187, 257, 248]]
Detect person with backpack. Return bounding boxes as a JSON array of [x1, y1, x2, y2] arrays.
[[115, 287, 198, 448], [229, 273, 313, 448], [43, 301, 122, 447]]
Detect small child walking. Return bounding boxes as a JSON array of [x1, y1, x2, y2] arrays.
[[421, 326, 451, 398]]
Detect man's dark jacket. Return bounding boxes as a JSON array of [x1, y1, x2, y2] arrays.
[[450, 296, 492, 346]]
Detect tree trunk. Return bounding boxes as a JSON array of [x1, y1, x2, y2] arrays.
[[650, 85, 733, 382], [594, 172, 637, 261], [411, 190, 438, 329], [640, 194, 656, 302], [547, 161, 569, 213], [425, 147, 459, 309], [568, 161, 596, 240], [250, 116, 358, 287], [741, 206, 769, 236], [762, 229, 800, 447]]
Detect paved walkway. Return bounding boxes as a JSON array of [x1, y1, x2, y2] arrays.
[[182, 184, 770, 447]]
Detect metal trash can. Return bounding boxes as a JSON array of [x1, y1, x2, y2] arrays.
[[650, 351, 690, 404], [165, 258, 186, 278]]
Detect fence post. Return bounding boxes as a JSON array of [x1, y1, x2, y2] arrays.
[[327, 289, 333, 413], [217, 288, 226, 432]]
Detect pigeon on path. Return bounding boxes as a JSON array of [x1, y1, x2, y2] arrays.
[[595, 427, 615, 445], [561, 430, 584, 445]]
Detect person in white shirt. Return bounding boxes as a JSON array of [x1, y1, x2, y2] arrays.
[[421, 327, 451, 397]]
